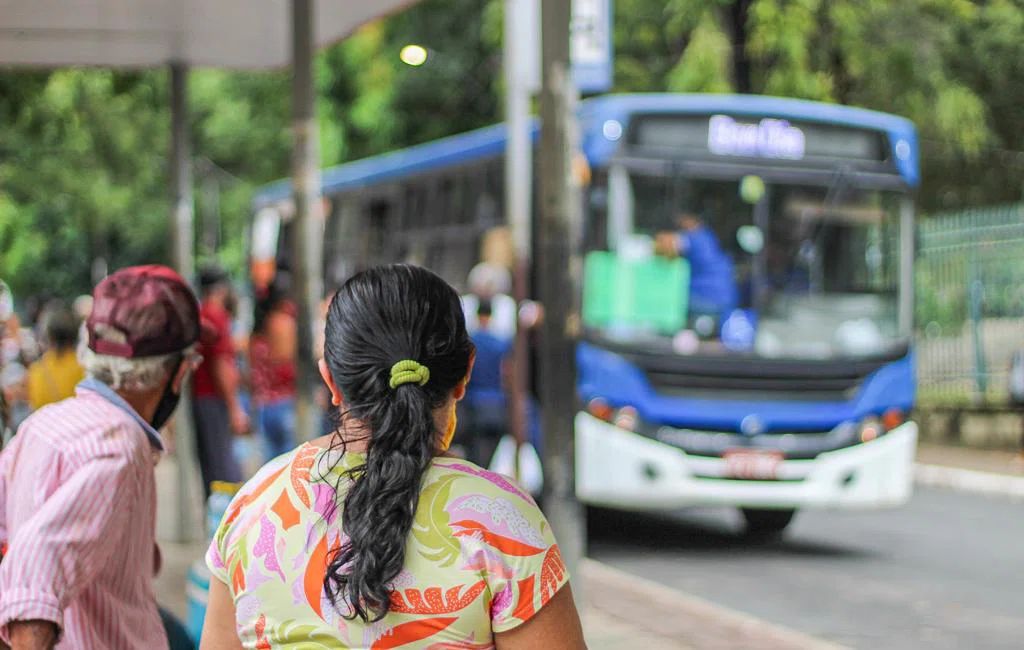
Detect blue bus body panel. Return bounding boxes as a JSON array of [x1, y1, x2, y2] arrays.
[[576, 342, 916, 432], [252, 94, 919, 208], [253, 122, 538, 209]]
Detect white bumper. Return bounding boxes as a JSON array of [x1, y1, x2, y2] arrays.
[[576, 412, 917, 511]]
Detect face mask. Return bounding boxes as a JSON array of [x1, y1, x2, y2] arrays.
[[439, 404, 457, 452], [150, 357, 184, 431]]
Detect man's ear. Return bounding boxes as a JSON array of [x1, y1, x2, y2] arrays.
[[171, 361, 191, 394], [319, 359, 343, 406]]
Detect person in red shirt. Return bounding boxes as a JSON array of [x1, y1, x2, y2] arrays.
[[248, 273, 298, 462], [191, 266, 249, 499]]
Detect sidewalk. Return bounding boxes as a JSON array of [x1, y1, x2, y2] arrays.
[[916, 443, 1023, 476], [914, 443, 1024, 500]]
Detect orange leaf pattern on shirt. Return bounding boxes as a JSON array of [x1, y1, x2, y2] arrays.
[[450, 520, 544, 557], [371, 617, 458, 649], [290, 444, 319, 508], [270, 490, 301, 531], [206, 447, 569, 649], [231, 560, 246, 594], [389, 581, 488, 615], [540, 545, 567, 604], [513, 575, 536, 621], [223, 463, 288, 529], [303, 534, 329, 620]]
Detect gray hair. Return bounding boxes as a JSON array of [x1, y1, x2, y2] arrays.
[[77, 332, 193, 393]]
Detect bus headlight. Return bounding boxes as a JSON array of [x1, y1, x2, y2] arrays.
[[613, 406, 639, 432], [586, 398, 614, 422], [881, 408, 906, 431], [585, 399, 640, 432], [859, 416, 882, 443], [859, 409, 904, 443]]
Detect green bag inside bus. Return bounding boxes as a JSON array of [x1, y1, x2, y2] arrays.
[[582, 251, 690, 334]]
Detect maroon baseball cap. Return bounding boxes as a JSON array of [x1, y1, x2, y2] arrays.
[[87, 265, 216, 358]]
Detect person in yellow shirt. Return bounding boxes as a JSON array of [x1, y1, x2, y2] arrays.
[[27, 305, 84, 410]]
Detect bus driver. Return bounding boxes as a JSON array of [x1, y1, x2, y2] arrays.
[[655, 211, 739, 326]]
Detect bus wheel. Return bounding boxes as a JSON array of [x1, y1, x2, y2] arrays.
[[740, 508, 796, 539]]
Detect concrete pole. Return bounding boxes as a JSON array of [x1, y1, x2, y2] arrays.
[[291, 0, 324, 444], [170, 62, 194, 280], [504, 0, 532, 452], [537, 0, 585, 594], [169, 61, 199, 542]]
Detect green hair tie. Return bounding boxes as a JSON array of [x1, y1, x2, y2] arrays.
[[389, 359, 431, 389]]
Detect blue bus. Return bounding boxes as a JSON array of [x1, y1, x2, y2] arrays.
[[250, 94, 919, 536]]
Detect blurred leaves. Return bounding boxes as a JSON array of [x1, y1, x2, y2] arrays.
[[1, 0, 1023, 300]]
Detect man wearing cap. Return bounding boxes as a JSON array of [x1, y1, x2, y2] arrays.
[[191, 266, 247, 500], [0, 266, 206, 649]]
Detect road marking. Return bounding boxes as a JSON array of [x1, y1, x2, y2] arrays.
[[914, 463, 1024, 500], [581, 559, 849, 650]]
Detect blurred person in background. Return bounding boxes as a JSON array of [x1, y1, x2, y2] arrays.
[[453, 298, 513, 467], [462, 262, 517, 341], [1, 363, 30, 442], [26, 304, 83, 410], [248, 274, 298, 462], [73, 294, 93, 322], [192, 266, 248, 500], [0, 265, 205, 650]]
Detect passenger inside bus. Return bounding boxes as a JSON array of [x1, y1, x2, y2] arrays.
[[654, 211, 739, 323]]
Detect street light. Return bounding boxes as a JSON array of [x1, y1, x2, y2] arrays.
[[399, 44, 428, 67]]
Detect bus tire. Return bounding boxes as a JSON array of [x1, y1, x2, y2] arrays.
[[740, 508, 796, 539]]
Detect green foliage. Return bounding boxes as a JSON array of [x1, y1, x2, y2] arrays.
[[0, 69, 169, 298], [2, 0, 1023, 301], [667, 15, 734, 93]]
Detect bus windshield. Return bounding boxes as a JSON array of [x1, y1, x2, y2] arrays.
[[592, 168, 904, 359]]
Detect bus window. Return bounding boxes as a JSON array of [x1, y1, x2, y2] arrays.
[[403, 182, 427, 227], [367, 198, 392, 264], [450, 174, 471, 225], [629, 173, 673, 236], [423, 178, 442, 229]]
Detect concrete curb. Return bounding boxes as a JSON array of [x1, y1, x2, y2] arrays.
[[914, 463, 1024, 500], [581, 559, 848, 650]]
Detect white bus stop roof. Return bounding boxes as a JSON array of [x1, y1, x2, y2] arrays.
[[0, 0, 415, 68]]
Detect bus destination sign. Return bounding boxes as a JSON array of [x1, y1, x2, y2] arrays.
[[630, 114, 887, 164], [707, 115, 806, 160]]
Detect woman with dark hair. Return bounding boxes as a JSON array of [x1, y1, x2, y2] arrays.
[[201, 265, 585, 650], [248, 274, 298, 461]]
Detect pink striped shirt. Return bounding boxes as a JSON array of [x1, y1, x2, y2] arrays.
[[0, 386, 167, 649]]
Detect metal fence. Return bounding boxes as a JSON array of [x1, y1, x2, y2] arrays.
[[915, 203, 1024, 405]]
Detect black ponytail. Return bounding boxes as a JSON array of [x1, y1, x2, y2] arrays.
[[321, 264, 473, 622]]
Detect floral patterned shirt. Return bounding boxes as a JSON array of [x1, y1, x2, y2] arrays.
[[207, 443, 568, 649]]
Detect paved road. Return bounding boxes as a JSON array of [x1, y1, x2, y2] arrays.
[[588, 487, 1024, 650]]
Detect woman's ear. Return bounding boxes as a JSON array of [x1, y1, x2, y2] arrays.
[[453, 351, 476, 402], [318, 359, 343, 407]]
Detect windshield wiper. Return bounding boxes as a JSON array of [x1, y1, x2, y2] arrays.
[[803, 164, 856, 293]]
